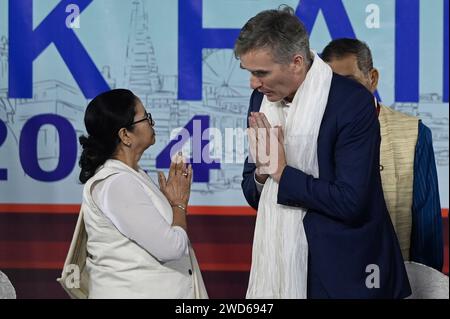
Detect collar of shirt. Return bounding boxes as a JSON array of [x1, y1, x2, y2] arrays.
[[374, 97, 380, 117], [281, 99, 292, 107]]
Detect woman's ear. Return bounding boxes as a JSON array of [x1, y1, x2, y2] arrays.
[[117, 127, 132, 147]]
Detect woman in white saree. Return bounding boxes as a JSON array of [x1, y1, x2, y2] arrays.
[[63, 89, 207, 299]]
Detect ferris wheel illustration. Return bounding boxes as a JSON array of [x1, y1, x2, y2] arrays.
[[202, 49, 251, 98]]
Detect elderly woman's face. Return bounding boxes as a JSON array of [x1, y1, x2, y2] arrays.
[[130, 99, 156, 149]]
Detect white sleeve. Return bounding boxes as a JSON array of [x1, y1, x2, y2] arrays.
[[92, 173, 189, 263]]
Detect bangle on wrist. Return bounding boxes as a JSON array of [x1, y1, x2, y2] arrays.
[[172, 204, 187, 213]]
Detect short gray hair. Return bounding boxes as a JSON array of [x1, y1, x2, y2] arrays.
[[321, 38, 374, 74], [234, 6, 312, 65]]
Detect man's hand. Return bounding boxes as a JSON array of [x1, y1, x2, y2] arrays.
[[248, 112, 287, 183], [271, 125, 287, 183]]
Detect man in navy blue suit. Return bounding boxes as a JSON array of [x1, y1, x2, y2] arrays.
[[235, 7, 411, 298]]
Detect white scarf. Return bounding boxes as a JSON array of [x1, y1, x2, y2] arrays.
[[246, 52, 332, 299]]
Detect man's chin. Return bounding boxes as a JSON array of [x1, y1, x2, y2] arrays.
[[265, 94, 282, 102]]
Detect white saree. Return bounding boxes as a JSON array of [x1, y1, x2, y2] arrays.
[[246, 52, 332, 299], [58, 160, 208, 299]]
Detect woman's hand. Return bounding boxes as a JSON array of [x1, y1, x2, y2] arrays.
[[158, 153, 192, 208]]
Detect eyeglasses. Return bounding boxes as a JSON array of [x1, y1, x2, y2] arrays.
[[129, 112, 155, 127]]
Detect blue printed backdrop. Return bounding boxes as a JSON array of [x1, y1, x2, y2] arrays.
[[0, 0, 448, 208]]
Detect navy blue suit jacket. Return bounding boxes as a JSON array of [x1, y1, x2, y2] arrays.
[[242, 74, 411, 298]]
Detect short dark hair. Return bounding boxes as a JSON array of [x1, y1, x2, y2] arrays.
[[78, 89, 137, 184], [321, 38, 373, 74], [234, 6, 312, 65]]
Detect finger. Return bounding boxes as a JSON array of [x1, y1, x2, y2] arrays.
[[276, 126, 284, 144], [188, 164, 193, 184], [254, 113, 266, 129], [248, 116, 258, 131], [259, 113, 272, 129], [247, 127, 257, 146], [185, 162, 190, 176], [175, 152, 184, 175], [181, 162, 189, 177], [186, 165, 193, 204], [168, 157, 177, 179], [247, 128, 258, 164], [254, 114, 271, 151], [248, 117, 259, 151], [257, 126, 268, 153], [182, 156, 189, 173], [158, 171, 167, 189]]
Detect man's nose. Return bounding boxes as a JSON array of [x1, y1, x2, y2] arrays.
[[250, 75, 262, 90]]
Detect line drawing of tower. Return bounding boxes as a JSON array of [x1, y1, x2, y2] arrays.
[[0, 36, 8, 90], [123, 0, 161, 95], [122, 0, 178, 169], [0, 35, 17, 131]]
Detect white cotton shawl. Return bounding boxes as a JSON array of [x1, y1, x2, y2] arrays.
[[246, 52, 332, 299]]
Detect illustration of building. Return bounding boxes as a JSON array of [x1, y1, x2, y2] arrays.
[[0, 36, 7, 90], [391, 97, 449, 167], [11, 80, 86, 169], [122, 1, 251, 192], [124, 0, 160, 96]]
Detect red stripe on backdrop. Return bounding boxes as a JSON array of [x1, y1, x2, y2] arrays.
[[0, 204, 446, 217], [193, 243, 252, 270], [0, 241, 252, 271], [0, 204, 80, 214], [0, 204, 256, 216], [0, 242, 68, 269], [0, 207, 447, 273], [0, 214, 256, 243]]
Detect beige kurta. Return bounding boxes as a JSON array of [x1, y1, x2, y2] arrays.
[[378, 104, 419, 260]]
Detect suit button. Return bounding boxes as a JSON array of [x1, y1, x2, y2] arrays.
[[188, 269, 192, 275], [380, 165, 384, 171]]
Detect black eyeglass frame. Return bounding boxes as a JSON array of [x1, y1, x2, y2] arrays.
[[128, 112, 154, 127]]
